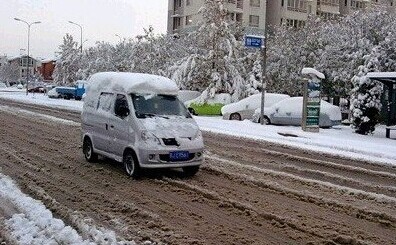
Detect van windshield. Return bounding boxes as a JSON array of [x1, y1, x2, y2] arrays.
[[131, 94, 191, 119]]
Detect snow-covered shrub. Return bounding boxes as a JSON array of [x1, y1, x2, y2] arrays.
[[350, 68, 383, 135]]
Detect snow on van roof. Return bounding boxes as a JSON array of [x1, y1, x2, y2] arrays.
[[87, 72, 179, 96]]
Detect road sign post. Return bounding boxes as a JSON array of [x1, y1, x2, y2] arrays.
[[245, 35, 267, 125], [301, 68, 325, 132]]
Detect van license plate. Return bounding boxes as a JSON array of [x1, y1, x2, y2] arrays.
[[170, 151, 189, 161]]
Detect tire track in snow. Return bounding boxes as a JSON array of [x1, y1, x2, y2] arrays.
[[202, 154, 396, 227]]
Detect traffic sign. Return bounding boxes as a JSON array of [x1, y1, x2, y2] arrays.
[[244, 35, 265, 48]]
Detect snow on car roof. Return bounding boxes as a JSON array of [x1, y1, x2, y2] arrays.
[[87, 72, 179, 96], [221, 93, 289, 115], [301, 68, 325, 79], [366, 72, 396, 79]]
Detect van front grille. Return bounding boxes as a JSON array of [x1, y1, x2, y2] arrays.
[[162, 138, 179, 146], [159, 153, 195, 162]]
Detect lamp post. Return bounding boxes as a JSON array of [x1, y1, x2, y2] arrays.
[[115, 34, 122, 42], [68, 21, 83, 53], [14, 18, 41, 96]]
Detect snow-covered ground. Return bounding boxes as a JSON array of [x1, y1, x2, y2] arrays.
[[0, 90, 395, 243]]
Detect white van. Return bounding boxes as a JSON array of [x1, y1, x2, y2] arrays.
[[81, 72, 204, 178]]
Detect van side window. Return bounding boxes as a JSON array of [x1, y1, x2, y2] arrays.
[[114, 94, 129, 118], [97, 93, 113, 112]]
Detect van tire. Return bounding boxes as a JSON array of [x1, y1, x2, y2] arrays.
[[123, 151, 141, 178], [83, 137, 98, 162], [182, 166, 199, 177]]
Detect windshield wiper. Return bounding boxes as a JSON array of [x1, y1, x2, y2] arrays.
[[136, 113, 169, 119]]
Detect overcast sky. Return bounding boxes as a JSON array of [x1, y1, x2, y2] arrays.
[[0, 0, 168, 59]]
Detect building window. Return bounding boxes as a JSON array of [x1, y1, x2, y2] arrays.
[[249, 15, 259, 27], [287, 0, 307, 12], [317, 0, 339, 6], [250, 0, 260, 7], [285, 18, 305, 28], [236, 13, 243, 22], [237, 0, 244, 9], [186, 0, 190, 6], [351, 0, 366, 9], [185, 15, 192, 25], [174, 0, 182, 9], [173, 17, 181, 30], [227, 12, 235, 21]]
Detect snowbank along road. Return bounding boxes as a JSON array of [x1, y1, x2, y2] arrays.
[[0, 98, 396, 244]]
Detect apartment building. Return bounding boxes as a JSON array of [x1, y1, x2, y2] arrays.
[[340, 0, 395, 15], [8, 55, 39, 82], [168, 0, 395, 33], [266, 0, 343, 28], [167, 0, 267, 34], [268, 0, 395, 28]]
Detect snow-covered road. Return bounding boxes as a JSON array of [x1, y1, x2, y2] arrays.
[[0, 92, 396, 244], [1, 90, 395, 165]]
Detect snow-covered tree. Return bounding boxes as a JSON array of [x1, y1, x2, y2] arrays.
[[0, 62, 19, 85], [171, 0, 252, 102], [350, 53, 383, 135], [53, 34, 81, 85]]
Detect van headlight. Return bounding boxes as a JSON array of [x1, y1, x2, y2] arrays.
[[141, 131, 161, 145], [192, 130, 202, 140]]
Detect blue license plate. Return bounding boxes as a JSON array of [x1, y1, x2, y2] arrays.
[[170, 151, 189, 161]]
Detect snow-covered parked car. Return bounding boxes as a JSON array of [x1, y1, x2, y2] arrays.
[[252, 97, 342, 127], [177, 90, 201, 103], [221, 93, 290, 120], [17, 83, 23, 89], [47, 87, 59, 98], [185, 93, 231, 116]]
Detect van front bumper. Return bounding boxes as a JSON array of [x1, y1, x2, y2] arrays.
[[137, 147, 204, 168]]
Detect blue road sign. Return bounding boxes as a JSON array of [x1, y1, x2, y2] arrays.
[[245, 35, 265, 48]]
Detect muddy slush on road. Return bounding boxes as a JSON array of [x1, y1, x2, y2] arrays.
[[0, 98, 395, 244]]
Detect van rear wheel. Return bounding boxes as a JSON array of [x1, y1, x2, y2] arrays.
[[83, 138, 98, 162], [124, 151, 141, 178], [183, 166, 199, 177]]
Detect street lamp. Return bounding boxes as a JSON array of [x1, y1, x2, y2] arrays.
[[115, 34, 122, 42], [14, 18, 41, 96], [68, 21, 83, 53]]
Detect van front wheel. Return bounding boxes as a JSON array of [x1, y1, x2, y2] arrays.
[[124, 152, 141, 178]]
